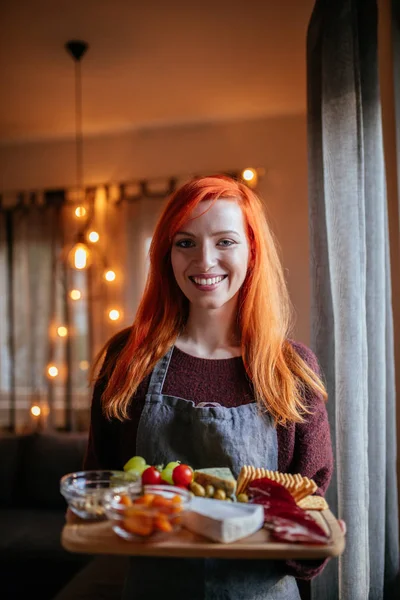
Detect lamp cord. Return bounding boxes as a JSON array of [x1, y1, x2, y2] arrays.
[[75, 59, 83, 190]]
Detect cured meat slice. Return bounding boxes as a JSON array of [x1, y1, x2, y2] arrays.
[[263, 509, 330, 543], [247, 477, 330, 544], [247, 478, 297, 506]]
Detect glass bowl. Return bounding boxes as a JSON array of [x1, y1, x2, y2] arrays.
[[104, 484, 192, 541], [60, 469, 142, 520]]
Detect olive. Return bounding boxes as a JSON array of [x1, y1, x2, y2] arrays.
[[205, 485, 215, 498], [213, 489, 226, 500], [190, 482, 206, 497], [237, 493, 249, 503]]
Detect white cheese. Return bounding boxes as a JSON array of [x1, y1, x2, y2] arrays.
[[182, 497, 264, 543]]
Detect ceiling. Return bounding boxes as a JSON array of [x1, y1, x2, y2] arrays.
[[0, 0, 315, 144]]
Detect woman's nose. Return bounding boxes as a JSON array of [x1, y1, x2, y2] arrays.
[[193, 242, 216, 270]]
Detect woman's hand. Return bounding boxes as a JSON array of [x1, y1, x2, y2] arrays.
[[338, 519, 347, 534]]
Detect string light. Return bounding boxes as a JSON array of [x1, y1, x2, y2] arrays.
[[88, 231, 99, 243], [79, 360, 89, 371], [108, 309, 120, 321], [30, 404, 41, 417], [47, 365, 59, 378], [241, 168, 258, 187], [70, 289, 81, 300], [57, 326, 68, 337], [69, 241, 91, 269], [104, 270, 116, 282], [75, 206, 87, 218]]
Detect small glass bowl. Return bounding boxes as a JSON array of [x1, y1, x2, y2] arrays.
[[60, 470, 142, 520], [104, 484, 192, 541]]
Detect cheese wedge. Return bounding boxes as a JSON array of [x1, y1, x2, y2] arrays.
[[193, 467, 237, 496], [183, 496, 264, 543]]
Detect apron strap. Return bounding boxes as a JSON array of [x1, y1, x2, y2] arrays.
[[146, 346, 175, 396]]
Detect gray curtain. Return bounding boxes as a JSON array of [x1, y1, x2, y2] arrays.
[[307, 1, 399, 599]]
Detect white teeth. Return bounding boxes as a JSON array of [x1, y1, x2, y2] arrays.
[[192, 275, 225, 285]]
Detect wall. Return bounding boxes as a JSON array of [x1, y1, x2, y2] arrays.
[[0, 114, 311, 345]]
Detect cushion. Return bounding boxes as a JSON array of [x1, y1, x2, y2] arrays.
[[0, 508, 88, 563], [17, 431, 88, 509], [0, 434, 29, 507]]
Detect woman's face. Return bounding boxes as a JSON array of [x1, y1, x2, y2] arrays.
[[171, 199, 250, 310]]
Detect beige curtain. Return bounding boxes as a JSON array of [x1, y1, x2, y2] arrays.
[[0, 185, 172, 432], [85, 186, 167, 362], [0, 194, 65, 431]]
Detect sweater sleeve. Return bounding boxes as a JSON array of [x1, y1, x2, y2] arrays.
[[286, 340, 334, 494], [283, 341, 334, 581]]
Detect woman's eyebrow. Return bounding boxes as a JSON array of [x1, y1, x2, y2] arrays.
[[175, 229, 241, 237]]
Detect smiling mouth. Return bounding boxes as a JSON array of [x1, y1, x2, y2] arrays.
[[189, 275, 228, 286]]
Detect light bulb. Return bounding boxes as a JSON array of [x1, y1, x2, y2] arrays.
[[47, 365, 58, 378], [79, 360, 89, 371], [108, 309, 120, 321], [105, 270, 116, 282], [57, 326, 68, 337], [31, 405, 41, 417], [70, 289, 81, 300], [88, 231, 99, 243], [75, 206, 87, 218], [242, 168, 258, 187], [69, 242, 90, 270]]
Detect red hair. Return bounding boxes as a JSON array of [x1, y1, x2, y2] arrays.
[[93, 175, 327, 424]]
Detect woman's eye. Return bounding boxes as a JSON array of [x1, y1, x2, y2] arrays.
[[218, 239, 235, 247], [175, 239, 195, 248]]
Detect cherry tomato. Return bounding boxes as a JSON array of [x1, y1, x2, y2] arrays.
[[172, 464, 193, 488], [141, 466, 161, 485]]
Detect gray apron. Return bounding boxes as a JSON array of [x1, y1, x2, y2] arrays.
[[122, 346, 300, 600]]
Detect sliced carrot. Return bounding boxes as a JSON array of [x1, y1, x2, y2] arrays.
[[152, 496, 177, 514], [118, 494, 132, 506], [171, 495, 182, 504], [152, 496, 171, 507], [122, 514, 153, 537], [133, 494, 155, 506], [154, 514, 173, 532]]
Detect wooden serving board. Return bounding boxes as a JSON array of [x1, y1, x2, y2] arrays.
[[61, 509, 345, 560]]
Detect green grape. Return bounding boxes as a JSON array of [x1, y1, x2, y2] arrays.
[[137, 463, 151, 475], [123, 455, 146, 472], [160, 467, 174, 484], [165, 461, 180, 471]]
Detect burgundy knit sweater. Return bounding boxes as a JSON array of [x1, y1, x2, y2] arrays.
[[84, 330, 334, 580]]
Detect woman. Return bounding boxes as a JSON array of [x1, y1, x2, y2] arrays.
[[81, 175, 334, 599]]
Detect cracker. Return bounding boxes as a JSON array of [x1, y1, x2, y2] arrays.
[[236, 466, 245, 495], [293, 478, 317, 502], [240, 467, 316, 497], [250, 465, 257, 486], [245, 465, 253, 494], [237, 465, 249, 495], [237, 466, 318, 504], [297, 495, 329, 511]]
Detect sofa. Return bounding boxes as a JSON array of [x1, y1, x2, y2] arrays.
[[0, 430, 93, 600]]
